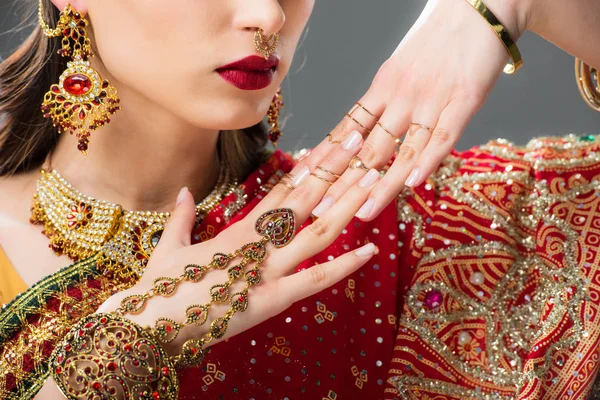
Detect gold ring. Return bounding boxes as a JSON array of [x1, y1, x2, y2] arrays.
[[345, 113, 371, 134], [278, 180, 295, 191], [278, 173, 295, 190], [310, 172, 335, 186], [349, 156, 370, 172], [349, 102, 378, 120], [326, 133, 342, 144], [408, 123, 434, 136], [316, 166, 341, 179], [376, 121, 402, 145]]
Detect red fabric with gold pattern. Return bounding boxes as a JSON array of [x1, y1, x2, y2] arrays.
[[3, 135, 600, 399], [179, 136, 600, 399], [383, 136, 600, 399]]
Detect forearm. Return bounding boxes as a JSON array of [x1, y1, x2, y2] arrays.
[[444, 0, 600, 69], [525, 0, 600, 68]]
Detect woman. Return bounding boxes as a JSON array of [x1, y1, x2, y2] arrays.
[[1, 0, 599, 399]]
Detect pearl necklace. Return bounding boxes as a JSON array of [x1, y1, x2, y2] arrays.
[[30, 168, 237, 280]]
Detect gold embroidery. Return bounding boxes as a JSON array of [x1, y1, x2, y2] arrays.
[[391, 136, 600, 399], [0, 256, 131, 399]]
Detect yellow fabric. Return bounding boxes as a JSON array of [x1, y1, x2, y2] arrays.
[[0, 246, 27, 305]]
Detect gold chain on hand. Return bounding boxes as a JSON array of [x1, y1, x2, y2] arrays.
[[49, 208, 296, 399]]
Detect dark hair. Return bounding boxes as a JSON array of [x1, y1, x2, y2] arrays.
[[0, 0, 268, 181]]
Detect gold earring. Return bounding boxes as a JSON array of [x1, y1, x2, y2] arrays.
[[39, 1, 121, 154], [268, 87, 284, 147], [575, 58, 600, 112], [254, 28, 280, 60]]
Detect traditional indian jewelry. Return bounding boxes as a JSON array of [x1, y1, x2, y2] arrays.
[[310, 172, 335, 186], [575, 58, 600, 112], [349, 155, 370, 172], [464, 0, 523, 74], [30, 167, 238, 279], [346, 102, 378, 134], [408, 122, 434, 137], [376, 121, 402, 145], [49, 312, 179, 399], [39, 1, 121, 154], [49, 208, 296, 399], [316, 165, 341, 179], [268, 87, 284, 146], [254, 28, 280, 60]]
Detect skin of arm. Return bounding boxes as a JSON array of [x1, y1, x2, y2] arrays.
[[527, 0, 600, 68], [484, 0, 600, 68]]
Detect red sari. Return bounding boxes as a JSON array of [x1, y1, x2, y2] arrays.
[[2, 134, 600, 399]]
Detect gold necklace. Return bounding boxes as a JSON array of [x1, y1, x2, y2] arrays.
[[30, 167, 238, 280]]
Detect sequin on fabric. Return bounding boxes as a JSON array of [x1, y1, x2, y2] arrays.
[[386, 135, 600, 400], [5, 135, 600, 399]]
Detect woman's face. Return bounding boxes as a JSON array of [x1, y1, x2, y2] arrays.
[[52, 0, 315, 130]]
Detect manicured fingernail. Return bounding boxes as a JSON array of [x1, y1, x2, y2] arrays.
[[359, 169, 379, 187], [354, 242, 376, 257], [355, 198, 375, 219], [342, 130, 363, 151], [292, 166, 310, 187], [311, 196, 334, 217], [176, 187, 188, 207], [405, 168, 421, 187]]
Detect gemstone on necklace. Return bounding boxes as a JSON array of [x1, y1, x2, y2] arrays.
[[32, 167, 235, 279]]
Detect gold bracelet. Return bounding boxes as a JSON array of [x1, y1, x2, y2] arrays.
[[49, 208, 297, 398], [50, 313, 180, 399], [464, 0, 523, 74]]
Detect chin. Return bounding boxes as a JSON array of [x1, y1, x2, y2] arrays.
[[181, 99, 270, 131]]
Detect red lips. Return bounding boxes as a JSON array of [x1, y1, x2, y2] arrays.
[[216, 55, 280, 90], [217, 55, 280, 72]]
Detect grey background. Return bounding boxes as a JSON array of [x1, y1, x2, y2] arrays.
[[1, 0, 598, 152]]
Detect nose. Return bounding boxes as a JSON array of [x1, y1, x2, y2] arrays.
[[233, 0, 286, 38]]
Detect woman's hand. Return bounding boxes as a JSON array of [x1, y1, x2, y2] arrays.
[[303, 0, 530, 221], [97, 133, 378, 353], [40, 137, 380, 399]]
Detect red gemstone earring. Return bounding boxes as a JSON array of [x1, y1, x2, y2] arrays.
[[267, 87, 284, 147], [39, 1, 120, 154]]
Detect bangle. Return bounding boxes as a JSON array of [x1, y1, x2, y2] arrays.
[[464, 0, 523, 74], [50, 313, 179, 399]]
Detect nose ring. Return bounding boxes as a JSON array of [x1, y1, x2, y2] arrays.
[[254, 28, 280, 59]]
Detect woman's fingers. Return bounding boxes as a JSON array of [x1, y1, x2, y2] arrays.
[[312, 99, 440, 221], [355, 98, 477, 222], [249, 131, 364, 232], [347, 111, 438, 221], [245, 138, 333, 218], [404, 97, 479, 188], [270, 167, 380, 270], [249, 98, 382, 218], [156, 187, 197, 250], [277, 242, 376, 303], [310, 101, 409, 218]]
